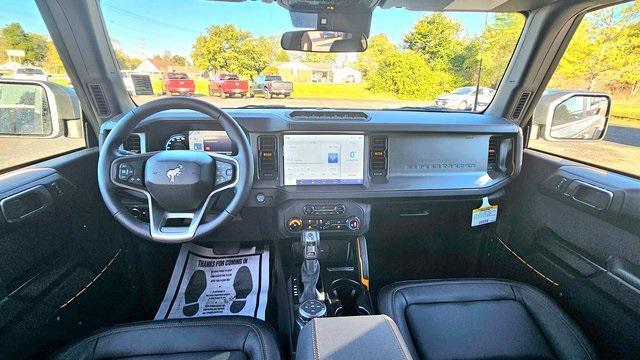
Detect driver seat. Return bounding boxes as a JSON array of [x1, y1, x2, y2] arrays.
[[53, 317, 281, 360]]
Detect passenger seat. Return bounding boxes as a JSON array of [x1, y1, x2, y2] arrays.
[[379, 279, 596, 360]]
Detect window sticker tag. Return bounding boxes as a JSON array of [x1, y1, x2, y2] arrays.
[[471, 197, 498, 227]]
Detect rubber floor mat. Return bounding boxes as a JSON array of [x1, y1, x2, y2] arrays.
[[155, 243, 269, 320]]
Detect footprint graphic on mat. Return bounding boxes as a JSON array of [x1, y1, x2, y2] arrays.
[[182, 269, 206, 317], [230, 265, 253, 313]]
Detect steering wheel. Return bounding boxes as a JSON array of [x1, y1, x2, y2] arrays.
[[98, 97, 254, 243]]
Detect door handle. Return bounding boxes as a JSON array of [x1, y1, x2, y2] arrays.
[[0, 185, 53, 223], [564, 180, 613, 211]]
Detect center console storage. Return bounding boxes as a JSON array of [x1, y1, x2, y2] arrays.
[[296, 315, 413, 360]]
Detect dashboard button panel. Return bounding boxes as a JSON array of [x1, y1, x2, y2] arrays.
[[280, 201, 369, 235]]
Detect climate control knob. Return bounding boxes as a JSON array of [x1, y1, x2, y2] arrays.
[[347, 216, 361, 231], [287, 217, 303, 232]]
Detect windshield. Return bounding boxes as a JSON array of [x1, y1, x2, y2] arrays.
[[101, 0, 524, 111]]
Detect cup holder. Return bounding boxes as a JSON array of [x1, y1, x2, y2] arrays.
[[328, 279, 371, 317]]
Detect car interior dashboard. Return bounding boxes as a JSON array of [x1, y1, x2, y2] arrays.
[[102, 109, 521, 195], [100, 108, 522, 238]]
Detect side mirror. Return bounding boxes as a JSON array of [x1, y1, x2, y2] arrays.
[[0, 80, 82, 139], [532, 92, 611, 141], [281, 30, 368, 53]]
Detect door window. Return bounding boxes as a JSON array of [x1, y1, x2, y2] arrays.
[[529, 1, 640, 177], [0, 3, 85, 172]]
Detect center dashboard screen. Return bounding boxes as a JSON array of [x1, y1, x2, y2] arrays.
[[283, 134, 364, 185]]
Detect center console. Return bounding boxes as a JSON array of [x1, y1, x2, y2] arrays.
[[284, 224, 374, 352], [296, 315, 413, 360]]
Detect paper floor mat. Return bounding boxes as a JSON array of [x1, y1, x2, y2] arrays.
[[155, 243, 269, 320]]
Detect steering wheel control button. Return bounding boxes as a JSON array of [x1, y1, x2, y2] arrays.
[[118, 163, 133, 180], [215, 161, 234, 186]]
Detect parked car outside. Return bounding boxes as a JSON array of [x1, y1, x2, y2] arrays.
[[250, 75, 293, 99], [435, 86, 496, 111], [163, 72, 195, 96], [12, 67, 49, 82], [208, 74, 249, 98]]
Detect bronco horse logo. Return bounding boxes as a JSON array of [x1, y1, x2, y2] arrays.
[[166, 164, 183, 183]]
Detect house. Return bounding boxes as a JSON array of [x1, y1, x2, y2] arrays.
[[332, 66, 362, 83], [271, 61, 312, 82], [135, 58, 165, 74], [271, 61, 362, 83], [134, 59, 202, 79]]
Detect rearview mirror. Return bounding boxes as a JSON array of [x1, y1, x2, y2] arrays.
[[532, 92, 611, 141], [281, 30, 368, 53], [0, 80, 83, 139]]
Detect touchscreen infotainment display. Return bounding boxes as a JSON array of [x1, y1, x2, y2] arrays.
[[283, 134, 364, 185]]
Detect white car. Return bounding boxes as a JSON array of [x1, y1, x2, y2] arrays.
[[12, 67, 49, 82], [435, 86, 496, 111]]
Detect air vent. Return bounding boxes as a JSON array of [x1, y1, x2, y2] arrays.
[[131, 74, 154, 95], [88, 84, 111, 117], [487, 136, 499, 172], [369, 136, 388, 181], [258, 135, 277, 180], [124, 134, 142, 153], [289, 111, 369, 121], [511, 92, 531, 120]]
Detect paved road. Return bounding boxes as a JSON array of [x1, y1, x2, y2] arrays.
[[605, 125, 640, 147]]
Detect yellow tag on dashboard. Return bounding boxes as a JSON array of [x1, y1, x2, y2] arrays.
[[471, 197, 498, 227]]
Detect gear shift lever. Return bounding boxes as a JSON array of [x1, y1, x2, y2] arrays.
[[299, 230, 321, 303]]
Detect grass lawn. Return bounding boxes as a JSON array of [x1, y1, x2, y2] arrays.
[[610, 98, 640, 127]]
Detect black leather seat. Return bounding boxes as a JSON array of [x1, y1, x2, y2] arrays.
[[379, 279, 596, 360], [53, 316, 281, 360]]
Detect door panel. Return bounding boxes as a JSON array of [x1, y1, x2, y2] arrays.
[[490, 149, 640, 359], [0, 149, 142, 359]]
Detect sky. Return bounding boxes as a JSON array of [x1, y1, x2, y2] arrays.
[[1, 0, 492, 59]]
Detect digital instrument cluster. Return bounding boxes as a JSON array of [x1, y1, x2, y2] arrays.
[[164, 131, 232, 154]]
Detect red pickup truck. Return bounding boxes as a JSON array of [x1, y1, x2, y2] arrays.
[[208, 74, 249, 98], [163, 72, 195, 96]]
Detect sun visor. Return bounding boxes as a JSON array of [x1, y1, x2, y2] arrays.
[[289, 10, 372, 37]]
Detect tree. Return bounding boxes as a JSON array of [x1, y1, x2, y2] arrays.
[[404, 13, 465, 69], [261, 65, 280, 75], [0, 23, 48, 65], [368, 50, 455, 100], [248, 36, 281, 78], [192, 24, 257, 78], [275, 50, 290, 62], [170, 54, 188, 66], [476, 14, 525, 88], [548, 3, 639, 93], [115, 49, 142, 70], [43, 42, 64, 74], [355, 34, 397, 79], [303, 52, 337, 63]]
